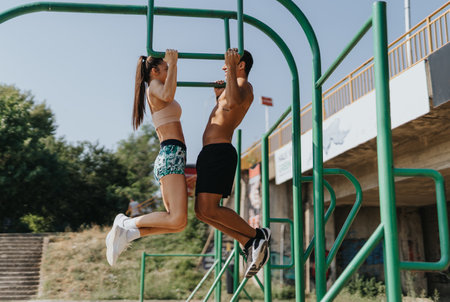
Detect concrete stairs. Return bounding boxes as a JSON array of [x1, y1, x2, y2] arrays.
[[0, 234, 45, 301]]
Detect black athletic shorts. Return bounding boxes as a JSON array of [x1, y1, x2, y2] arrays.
[[195, 143, 238, 198]]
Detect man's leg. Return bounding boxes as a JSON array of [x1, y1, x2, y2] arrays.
[[195, 192, 257, 245]]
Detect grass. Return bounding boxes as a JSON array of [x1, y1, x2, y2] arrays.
[[39, 201, 407, 301]]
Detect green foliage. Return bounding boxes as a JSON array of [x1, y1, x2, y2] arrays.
[[20, 213, 52, 233], [115, 124, 160, 203], [0, 84, 160, 232], [346, 274, 385, 298]]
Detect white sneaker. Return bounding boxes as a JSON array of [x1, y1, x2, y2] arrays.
[[244, 228, 272, 278], [106, 214, 129, 266]]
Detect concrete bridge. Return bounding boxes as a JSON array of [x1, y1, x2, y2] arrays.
[[236, 4, 450, 298]]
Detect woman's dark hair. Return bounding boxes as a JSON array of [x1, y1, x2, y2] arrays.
[[239, 50, 253, 76], [132, 56, 164, 130]]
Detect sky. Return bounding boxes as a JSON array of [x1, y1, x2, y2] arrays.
[[0, 0, 446, 163]]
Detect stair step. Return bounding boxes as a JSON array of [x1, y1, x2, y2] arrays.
[[0, 284, 39, 290], [0, 290, 37, 295], [0, 276, 39, 281], [0, 259, 41, 264], [0, 249, 43, 254], [0, 255, 41, 260], [0, 272, 39, 277], [0, 280, 39, 286], [0, 267, 40, 272], [0, 262, 40, 267], [0, 296, 36, 301]]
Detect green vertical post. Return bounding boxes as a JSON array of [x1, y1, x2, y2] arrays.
[[233, 130, 242, 298], [146, 0, 154, 56], [312, 22, 326, 302], [237, 0, 244, 55], [373, 2, 402, 301], [215, 222, 222, 301], [261, 135, 272, 301], [140, 252, 146, 302], [224, 18, 231, 50]]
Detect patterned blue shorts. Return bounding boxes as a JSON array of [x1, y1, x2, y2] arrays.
[[153, 140, 186, 183]]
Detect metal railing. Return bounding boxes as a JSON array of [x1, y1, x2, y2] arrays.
[[241, 2, 449, 170]]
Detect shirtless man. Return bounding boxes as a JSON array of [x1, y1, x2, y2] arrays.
[[195, 49, 271, 278]]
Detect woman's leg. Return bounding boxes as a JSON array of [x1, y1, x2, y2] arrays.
[[134, 173, 188, 234]]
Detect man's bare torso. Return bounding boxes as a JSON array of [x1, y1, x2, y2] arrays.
[[202, 79, 253, 145]]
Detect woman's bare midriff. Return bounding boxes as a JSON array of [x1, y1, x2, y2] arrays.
[[156, 122, 185, 144]]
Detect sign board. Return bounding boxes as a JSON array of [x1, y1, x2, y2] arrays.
[[261, 96, 273, 106], [274, 142, 292, 184]]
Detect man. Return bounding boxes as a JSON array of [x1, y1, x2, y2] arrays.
[[195, 49, 271, 278]]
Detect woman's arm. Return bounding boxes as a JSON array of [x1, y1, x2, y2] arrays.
[[149, 49, 178, 103]]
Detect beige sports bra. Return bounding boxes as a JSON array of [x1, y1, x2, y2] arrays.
[[147, 92, 182, 129]]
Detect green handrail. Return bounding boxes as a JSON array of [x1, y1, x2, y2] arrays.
[[140, 252, 214, 302], [269, 218, 295, 269], [186, 259, 220, 302], [315, 17, 373, 88], [394, 168, 450, 271], [303, 178, 337, 262], [323, 169, 363, 269], [322, 224, 385, 301], [204, 249, 235, 302], [147, 0, 244, 59]]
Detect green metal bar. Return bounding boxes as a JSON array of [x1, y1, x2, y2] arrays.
[[270, 218, 294, 269], [271, 2, 322, 300], [394, 168, 450, 271], [204, 249, 235, 302], [261, 132, 272, 301], [215, 227, 222, 302], [303, 177, 337, 261], [140, 251, 146, 302], [177, 82, 225, 88], [0, 2, 146, 24], [373, 2, 402, 301], [186, 259, 220, 302], [230, 278, 249, 302], [224, 18, 231, 50], [237, 0, 244, 56], [266, 105, 292, 136], [147, 2, 244, 59], [323, 169, 363, 269], [260, 105, 293, 301], [322, 224, 385, 302], [315, 17, 373, 88], [234, 130, 242, 299], [143, 253, 214, 257]]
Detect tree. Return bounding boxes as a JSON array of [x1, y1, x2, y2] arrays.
[[115, 123, 160, 204], [0, 85, 161, 232]]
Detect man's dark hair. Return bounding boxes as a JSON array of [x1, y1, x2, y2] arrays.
[[239, 50, 253, 76]]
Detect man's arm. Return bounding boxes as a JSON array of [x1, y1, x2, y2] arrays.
[[224, 49, 251, 107]]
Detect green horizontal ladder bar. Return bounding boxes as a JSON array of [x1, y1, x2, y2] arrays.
[[177, 82, 225, 88], [394, 168, 450, 271], [316, 17, 373, 88], [148, 3, 244, 59], [143, 253, 214, 257], [0, 2, 146, 24]]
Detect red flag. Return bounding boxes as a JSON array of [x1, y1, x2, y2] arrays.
[[261, 96, 273, 106]]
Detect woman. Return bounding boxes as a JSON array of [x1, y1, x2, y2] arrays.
[[106, 49, 188, 266]]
